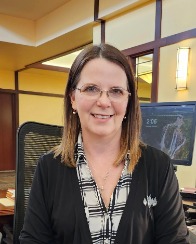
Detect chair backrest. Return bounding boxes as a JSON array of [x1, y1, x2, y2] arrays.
[[13, 122, 63, 244]]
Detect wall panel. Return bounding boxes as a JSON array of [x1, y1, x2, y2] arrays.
[[0, 93, 16, 170]]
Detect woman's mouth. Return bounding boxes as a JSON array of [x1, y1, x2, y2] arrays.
[[92, 114, 113, 119]]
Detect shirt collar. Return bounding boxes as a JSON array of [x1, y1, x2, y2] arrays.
[[75, 132, 86, 165]]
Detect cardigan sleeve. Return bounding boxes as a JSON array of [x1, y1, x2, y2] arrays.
[[19, 155, 55, 244], [153, 152, 190, 244]]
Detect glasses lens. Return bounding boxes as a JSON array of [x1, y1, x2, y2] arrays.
[[108, 88, 127, 102], [78, 85, 130, 102], [81, 85, 100, 97]]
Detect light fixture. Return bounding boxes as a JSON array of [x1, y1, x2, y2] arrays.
[[176, 47, 190, 90]]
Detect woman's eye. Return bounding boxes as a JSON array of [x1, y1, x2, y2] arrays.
[[110, 88, 124, 95], [84, 86, 99, 93]]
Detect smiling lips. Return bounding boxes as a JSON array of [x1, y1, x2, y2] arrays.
[[92, 113, 113, 119]]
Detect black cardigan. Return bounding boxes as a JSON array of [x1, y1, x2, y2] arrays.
[[20, 145, 190, 244]]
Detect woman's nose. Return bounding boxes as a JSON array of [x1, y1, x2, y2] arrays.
[[96, 90, 111, 107], [99, 90, 110, 98]]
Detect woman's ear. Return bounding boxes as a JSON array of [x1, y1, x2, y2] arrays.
[[70, 91, 76, 110]]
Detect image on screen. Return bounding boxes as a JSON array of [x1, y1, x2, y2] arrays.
[[140, 102, 196, 166]]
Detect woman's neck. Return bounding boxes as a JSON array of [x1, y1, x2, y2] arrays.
[[82, 133, 121, 165]]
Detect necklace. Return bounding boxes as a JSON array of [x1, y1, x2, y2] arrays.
[[99, 169, 110, 191], [87, 161, 112, 192]]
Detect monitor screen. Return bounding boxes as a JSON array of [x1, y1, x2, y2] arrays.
[[140, 101, 196, 166]]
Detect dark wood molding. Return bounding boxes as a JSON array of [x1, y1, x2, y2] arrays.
[[94, 0, 105, 43], [122, 43, 154, 56], [94, 0, 99, 21], [14, 71, 19, 130], [11, 92, 17, 164], [151, 48, 160, 102], [123, 28, 196, 56], [155, 0, 162, 40], [159, 28, 196, 47], [0, 88, 64, 98], [151, 0, 162, 102], [101, 20, 105, 43], [15, 72, 19, 91], [17, 90, 64, 98], [0, 89, 17, 94]]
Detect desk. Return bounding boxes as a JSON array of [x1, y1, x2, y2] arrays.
[[183, 199, 196, 209], [182, 199, 196, 243], [183, 199, 196, 219], [0, 190, 14, 236]]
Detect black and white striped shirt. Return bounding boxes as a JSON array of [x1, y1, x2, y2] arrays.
[[76, 134, 132, 244]]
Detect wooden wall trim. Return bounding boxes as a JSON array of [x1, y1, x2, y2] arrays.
[[155, 0, 162, 40], [11, 93, 17, 162], [0, 89, 17, 94], [94, 0, 105, 43], [122, 28, 196, 56], [101, 20, 105, 43], [151, 49, 159, 102], [15, 71, 19, 130], [17, 90, 64, 98], [0, 88, 64, 98], [151, 0, 162, 102], [160, 28, 196, 47], [94, 0, 99, 21]]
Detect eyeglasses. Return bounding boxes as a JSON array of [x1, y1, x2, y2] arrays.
[[75, 84, 131, 103]]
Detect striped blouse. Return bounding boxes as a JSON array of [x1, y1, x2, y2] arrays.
[[76, 134, 132, 244]]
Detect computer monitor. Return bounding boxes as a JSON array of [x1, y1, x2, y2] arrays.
[[140, 101, 196, 166]]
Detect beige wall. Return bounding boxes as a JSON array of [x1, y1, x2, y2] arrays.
[[19, 94, 64, 126], [162, 0, 196, 38], [0, 69, 66, 126], [19, 69, 67, 93], [94, 1, 155, 49], [18, 69, 67, 126], [0, 70, 15, 89]]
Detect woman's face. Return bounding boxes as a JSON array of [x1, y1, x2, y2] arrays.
[[70, 58, 129, 140]]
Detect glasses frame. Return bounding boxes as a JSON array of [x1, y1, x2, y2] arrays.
[[75, 84, 131, 103]]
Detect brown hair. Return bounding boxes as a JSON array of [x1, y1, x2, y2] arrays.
[[55, 43, 143, 172]]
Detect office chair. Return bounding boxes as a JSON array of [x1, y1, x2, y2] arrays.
[[13, 121, 63, 244]]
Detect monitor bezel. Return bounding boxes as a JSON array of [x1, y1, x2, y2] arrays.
[[140, 101, 196, 166]]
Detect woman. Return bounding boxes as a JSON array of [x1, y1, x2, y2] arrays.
[[20, 44, 189, 243]]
